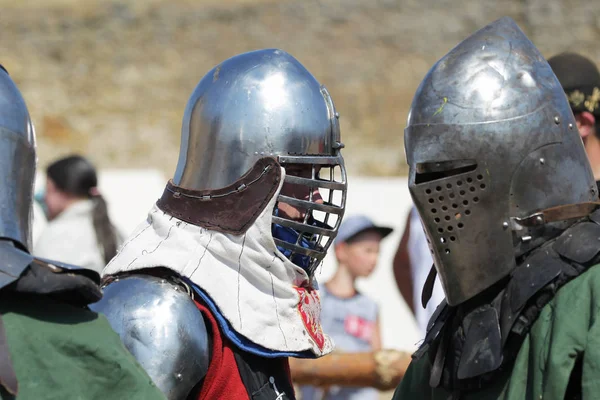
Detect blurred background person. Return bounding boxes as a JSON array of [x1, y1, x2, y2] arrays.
[[31, 199, 47, 246], [34, 155, 122, 273], [548, 52, 600, 186], [393, 206, 444, 337], [300, 215, 393, 400]]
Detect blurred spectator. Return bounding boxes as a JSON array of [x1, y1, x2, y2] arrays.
[[34, 155, 122, 273], [548, 52, 600, 185], [393, 206, 444, 336], [300, 215, 392, 400], [32, 199, 47, 246]]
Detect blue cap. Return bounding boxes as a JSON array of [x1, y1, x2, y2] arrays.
[[334, 214, 393, 245]]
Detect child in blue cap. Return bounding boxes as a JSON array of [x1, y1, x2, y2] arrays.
[[300, 214, 393, 400]]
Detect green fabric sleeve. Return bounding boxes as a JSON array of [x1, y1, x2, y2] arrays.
[[581, 267, 600, 399], [0, 293, 166, 400], [392, 356, 434, 400]]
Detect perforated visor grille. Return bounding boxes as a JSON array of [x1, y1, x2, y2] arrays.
[[418, 169, 488, 257]]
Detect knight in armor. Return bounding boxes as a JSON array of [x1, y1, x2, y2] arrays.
[[548, 52, 600, 189], [393, 17, 600, 399], [0, 66, 165, 399], [92, 49, 348, 400]]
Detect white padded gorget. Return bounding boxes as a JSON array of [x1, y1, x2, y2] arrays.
[[102, 170, 333, 357]]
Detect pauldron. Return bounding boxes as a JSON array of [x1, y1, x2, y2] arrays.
[[90, 273, 210, 400], [415, 209, 600, 391]]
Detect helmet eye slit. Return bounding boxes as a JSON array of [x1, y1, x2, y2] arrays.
[[415, 160, 478, 184]]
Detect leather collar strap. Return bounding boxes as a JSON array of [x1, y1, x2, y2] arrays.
[[512, 202, 600, 228], [157, 157, 282, 235]]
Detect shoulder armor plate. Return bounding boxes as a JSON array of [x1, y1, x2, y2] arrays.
[[553, 221, 600, 264], [90, 274, 210, 400]]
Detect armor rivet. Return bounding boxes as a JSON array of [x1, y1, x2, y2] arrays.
[[535, 216, 543, 223], [568, 123, 574, 129], [539, 158, 545, 165], [335, 112, 340, 119], [502, 222, 509, 229], [176, 373, 182, 380], [554, 116, 560, 124]]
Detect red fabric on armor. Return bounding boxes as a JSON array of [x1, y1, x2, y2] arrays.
[[194, 300, 249, 400]]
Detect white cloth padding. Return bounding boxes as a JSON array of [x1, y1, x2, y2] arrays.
[[103, 168, 333, 356]]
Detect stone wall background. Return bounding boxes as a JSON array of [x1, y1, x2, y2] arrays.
[[1, 0, 599, 176]]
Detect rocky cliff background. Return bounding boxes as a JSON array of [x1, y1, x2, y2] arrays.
[[1, 0, 599, 176]]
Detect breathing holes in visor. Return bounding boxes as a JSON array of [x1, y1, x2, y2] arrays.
[[416, 162, 487, 258]]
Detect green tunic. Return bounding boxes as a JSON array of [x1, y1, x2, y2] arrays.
[[0, 293, 166, 400], [393, 264, 600, 400]]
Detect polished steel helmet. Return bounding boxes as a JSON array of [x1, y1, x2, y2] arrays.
[[405, 17, 597, 306], [0, 66, 36, 251], [172, 49, 347, 274]]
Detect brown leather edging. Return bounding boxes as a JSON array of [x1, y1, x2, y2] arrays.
[[156, 157, 282, 235]]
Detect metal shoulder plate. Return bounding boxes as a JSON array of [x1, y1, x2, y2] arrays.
[[553, 221, 600, 264], [90, 274, 210, 400]]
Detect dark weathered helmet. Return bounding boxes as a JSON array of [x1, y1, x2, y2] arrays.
[[405, 17, 597, 305]]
